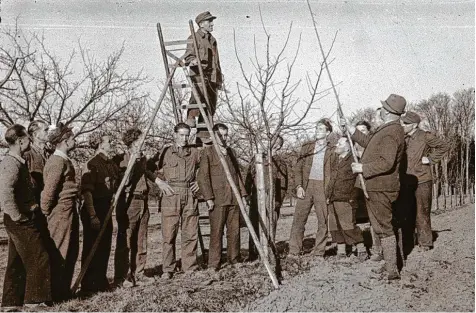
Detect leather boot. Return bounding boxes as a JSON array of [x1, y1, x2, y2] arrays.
[[381, 235, 400, 280]]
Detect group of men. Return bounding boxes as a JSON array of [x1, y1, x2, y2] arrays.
[[0, 119, 250, 308], [288, 93, 448, 281], [0, 8, 450, 310]]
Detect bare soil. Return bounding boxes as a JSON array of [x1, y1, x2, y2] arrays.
[[0, 202, 474, 312]]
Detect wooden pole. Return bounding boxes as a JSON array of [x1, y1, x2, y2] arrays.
[[306, 0, 369, 199], [255, 150, 269, 259], [185, 20, 279, 289], [71, 60, 182, 294]]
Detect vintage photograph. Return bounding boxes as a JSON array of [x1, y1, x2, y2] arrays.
[[0, 0, 474, 311]]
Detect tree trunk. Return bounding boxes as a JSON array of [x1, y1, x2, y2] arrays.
[[432, 164, 439, 211], [465, 138, 470, 199], [255, 151, 268, 259], [450, 185, 453, 209], [266, 150, 276, 243], [442, 156, 448, 210]]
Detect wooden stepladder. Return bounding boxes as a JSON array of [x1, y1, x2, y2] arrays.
[[156, 22, 214, 143], [156, 21, 216, 260]]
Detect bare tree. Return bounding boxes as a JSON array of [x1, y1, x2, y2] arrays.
[[218, 8, 333, 243], [0, 22, 149, 142]]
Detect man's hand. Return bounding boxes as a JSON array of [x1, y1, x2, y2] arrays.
[[241, 196, 249, 208], [296, 186, 306, 199], [90, 215, 101, 231], [155, 178, 175, 196], [422, 156, 430, 164], [340, 118, 356, 135], [351, 162, 363, 174], [207, 199, 215, 212], [191, 181, 199, 194]]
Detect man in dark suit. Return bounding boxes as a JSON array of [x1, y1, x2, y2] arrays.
[[342, 94, 406, 280], [197, 123, 247, 271], [288, 118, 335, 261]]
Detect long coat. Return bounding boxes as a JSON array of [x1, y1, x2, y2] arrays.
[[197, 146, 247, 207], [325, 152, 358, 203], [351, 120, 405, 192]]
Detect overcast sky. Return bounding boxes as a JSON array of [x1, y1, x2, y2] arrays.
[[1, 0, 474, 120]]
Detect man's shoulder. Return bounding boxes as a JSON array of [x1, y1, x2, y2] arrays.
[[0, 155, 21, 169], [375, 121, 404, 137]]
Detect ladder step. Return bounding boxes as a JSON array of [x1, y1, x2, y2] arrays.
[[167, 47, 187, 52], [196, 123, 208, 128], [176, 103, 206, 110], [171, 82, 203, 89], [164, 39, 193, 46], [172, 83, 190, 89]]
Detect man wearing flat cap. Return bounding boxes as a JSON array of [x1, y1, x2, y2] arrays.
[[341, 94, 406, 280], [399, 111, 448, 252], [183, 11, 223, 130]]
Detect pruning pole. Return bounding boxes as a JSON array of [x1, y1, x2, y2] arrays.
[[185, 20, 280, 289], [71, 59, 183, 294], [306, 0, 369, 199]]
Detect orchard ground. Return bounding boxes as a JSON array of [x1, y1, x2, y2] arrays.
[[0, 199, 474, 312]]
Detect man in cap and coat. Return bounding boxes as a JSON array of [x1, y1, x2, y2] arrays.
[[341, 94, 406, 280], [399, 111, 448, 252], [183, 11, 223, 131]]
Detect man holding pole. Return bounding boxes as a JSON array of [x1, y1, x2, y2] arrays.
[[341, 94, 406, 280], [154, 123, 201, 280], [114, 127, 156, 287], [197, 123, 247, 271], [80, 132, 120, 294], [288, 118, 334, 261], [183, 11, 223, 129]]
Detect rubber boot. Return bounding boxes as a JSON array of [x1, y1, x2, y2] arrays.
[[381, 235, 400, 280], [370, 227, 383, 261]]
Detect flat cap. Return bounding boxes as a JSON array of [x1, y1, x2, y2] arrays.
[[195, 11, 216, 25], [380, 94, 406, 115], [401, 111, 421, 124]]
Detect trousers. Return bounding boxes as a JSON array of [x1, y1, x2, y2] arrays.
[[161, 187, 198, 273], [328, 201, 363, 245], [208, 205, 240, 269], [2, 214, 52, 306], [288, 179, 328, 256], [114, 195, 150, 281], [80, 198, 113, 292]]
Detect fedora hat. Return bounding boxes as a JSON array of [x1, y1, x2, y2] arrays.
[[380, 94, 406, 115], [195, 11, 216, 25]]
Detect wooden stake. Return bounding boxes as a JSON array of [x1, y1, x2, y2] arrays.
[[255, 151, 269, 259]]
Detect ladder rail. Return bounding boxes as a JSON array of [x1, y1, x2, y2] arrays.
[[157, 23, 180, 124]]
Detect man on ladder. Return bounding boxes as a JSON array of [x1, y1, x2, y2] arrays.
[[183, 11, 223, 137]]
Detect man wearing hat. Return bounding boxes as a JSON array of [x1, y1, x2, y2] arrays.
[[183, 11, 223, 130], [341, 94, 406, 280], [400, 111, 448, 251]]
